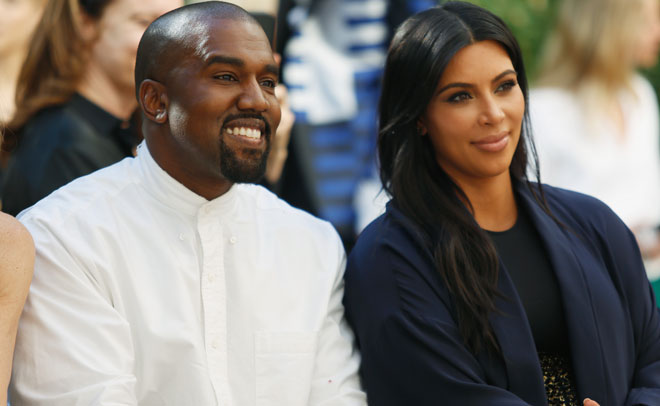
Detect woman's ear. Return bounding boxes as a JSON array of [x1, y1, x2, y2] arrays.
[[77, 9, 99, 43], [139, 79, 168, 124], [416, 118, 427, 136]]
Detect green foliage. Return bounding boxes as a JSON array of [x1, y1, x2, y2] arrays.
[[465, 0, 660, 93], [463, 0, 557, 84]]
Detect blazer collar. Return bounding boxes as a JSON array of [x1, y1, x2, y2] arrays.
[[516, 182, 608, 402]]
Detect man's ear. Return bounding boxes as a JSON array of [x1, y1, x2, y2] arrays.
[[139, 79, 168, 124]]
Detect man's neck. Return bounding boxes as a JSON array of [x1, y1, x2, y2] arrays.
[[145, 136, 234, 201]]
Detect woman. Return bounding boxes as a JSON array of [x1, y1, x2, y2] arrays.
[[0, 128, 34, 403], [2, 0, 180, 216], [0, 213, 33, 404], [0, 0, 47, 124], [531, 0, 660, 259], [343, 2, 660, 405]]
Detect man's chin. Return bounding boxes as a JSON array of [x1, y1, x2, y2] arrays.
[[220, 158, 267, 184], [220, 140, 270, 184], [226, 170, 266, 184]]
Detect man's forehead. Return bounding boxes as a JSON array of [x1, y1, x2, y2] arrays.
[[186, 18, 273, 64]]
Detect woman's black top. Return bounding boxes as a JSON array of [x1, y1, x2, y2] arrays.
[[2, 94, 135, 215], [486, 205, 570, 356]]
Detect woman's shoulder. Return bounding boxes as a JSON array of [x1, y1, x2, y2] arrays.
[[347, 203, 441, 294], [0, 213, 34, 288], [345, 203, 452, 324], [0, 213, 33, 249], [18, 97, 104, 152], [631, 73, 657, 97], [350, 203, 430, 265], [537, 183, 626, 232]]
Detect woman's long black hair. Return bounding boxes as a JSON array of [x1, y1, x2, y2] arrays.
[[378, 1, 546, 354]]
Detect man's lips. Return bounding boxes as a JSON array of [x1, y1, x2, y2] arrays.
[[222, 117, 268, 144], [471, 132, 510, 152], [225, 126, 262, 140]]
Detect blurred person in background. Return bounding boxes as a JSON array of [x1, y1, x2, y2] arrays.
[[276, 0, 438, 249], [0, 0, 47, 125], [531, 0, 660, 262], [0, 0, 48, 204], [1, 0, 181, 216]]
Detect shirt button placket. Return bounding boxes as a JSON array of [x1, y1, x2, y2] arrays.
[[198, 206, 226, 404]]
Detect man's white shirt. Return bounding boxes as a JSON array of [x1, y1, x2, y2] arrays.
[[10, 143, 366, 406]]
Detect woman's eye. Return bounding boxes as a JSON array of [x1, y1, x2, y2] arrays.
[[496, 80, 517, 92], [446, 92, 472, 103]]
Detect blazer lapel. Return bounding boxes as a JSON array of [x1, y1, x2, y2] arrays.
[[517, 185, 608, 403], [489, 261, 548, 405]]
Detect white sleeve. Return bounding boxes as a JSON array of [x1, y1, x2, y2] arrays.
[[9, 220, 138, 406], [308, 234, 366, 405]]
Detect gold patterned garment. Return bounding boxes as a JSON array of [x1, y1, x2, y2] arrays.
[[539, 352, 579, 406]]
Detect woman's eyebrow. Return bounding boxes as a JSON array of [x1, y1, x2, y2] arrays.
[[436, 69, 517, 95]]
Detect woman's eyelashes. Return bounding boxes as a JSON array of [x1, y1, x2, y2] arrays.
[[446, 91, 472, 103], [496, 79, 518, 93], [444, 79, 518, 104]]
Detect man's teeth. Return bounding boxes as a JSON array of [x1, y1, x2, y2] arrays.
[[226, 127, 261, 139]]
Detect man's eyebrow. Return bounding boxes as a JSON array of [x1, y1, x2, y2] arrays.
[[205, 55, 280, 77], [264, 63, 279, 76], [206, 55, 244, 68], [436, 69, 517, 95]]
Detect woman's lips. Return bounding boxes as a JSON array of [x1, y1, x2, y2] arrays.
[[472, 132, 510, 152]]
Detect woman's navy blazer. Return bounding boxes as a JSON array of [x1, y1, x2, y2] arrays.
[[344, 182, 660, 406]]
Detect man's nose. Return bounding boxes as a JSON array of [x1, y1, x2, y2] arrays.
[[237, 79, 268, 112]]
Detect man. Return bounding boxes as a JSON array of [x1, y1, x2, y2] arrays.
[[10, 2, 365, 405], [2, 0, 181, 215]]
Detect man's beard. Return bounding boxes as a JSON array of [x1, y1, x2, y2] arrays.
[[219, 137, 270, 183]]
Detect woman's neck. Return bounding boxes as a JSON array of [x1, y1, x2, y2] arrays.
[[0, 50, 27, 123], [76, 69, 136, 121], [456, 172, 518, 232]]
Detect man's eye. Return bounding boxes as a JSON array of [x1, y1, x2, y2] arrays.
[[214, 74, 237, 81], [261, 79, 277, 88]]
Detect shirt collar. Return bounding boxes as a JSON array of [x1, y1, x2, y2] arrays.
[[69, 93, 123, 135], [69, 93, 136, 155], [134, 142, 239, 217]]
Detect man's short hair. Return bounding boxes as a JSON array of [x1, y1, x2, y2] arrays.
[[134, 1, 258, 99]]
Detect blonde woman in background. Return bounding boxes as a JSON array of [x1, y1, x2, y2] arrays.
[[531, 0, 660, 260], [0, 0, 47, 124]]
